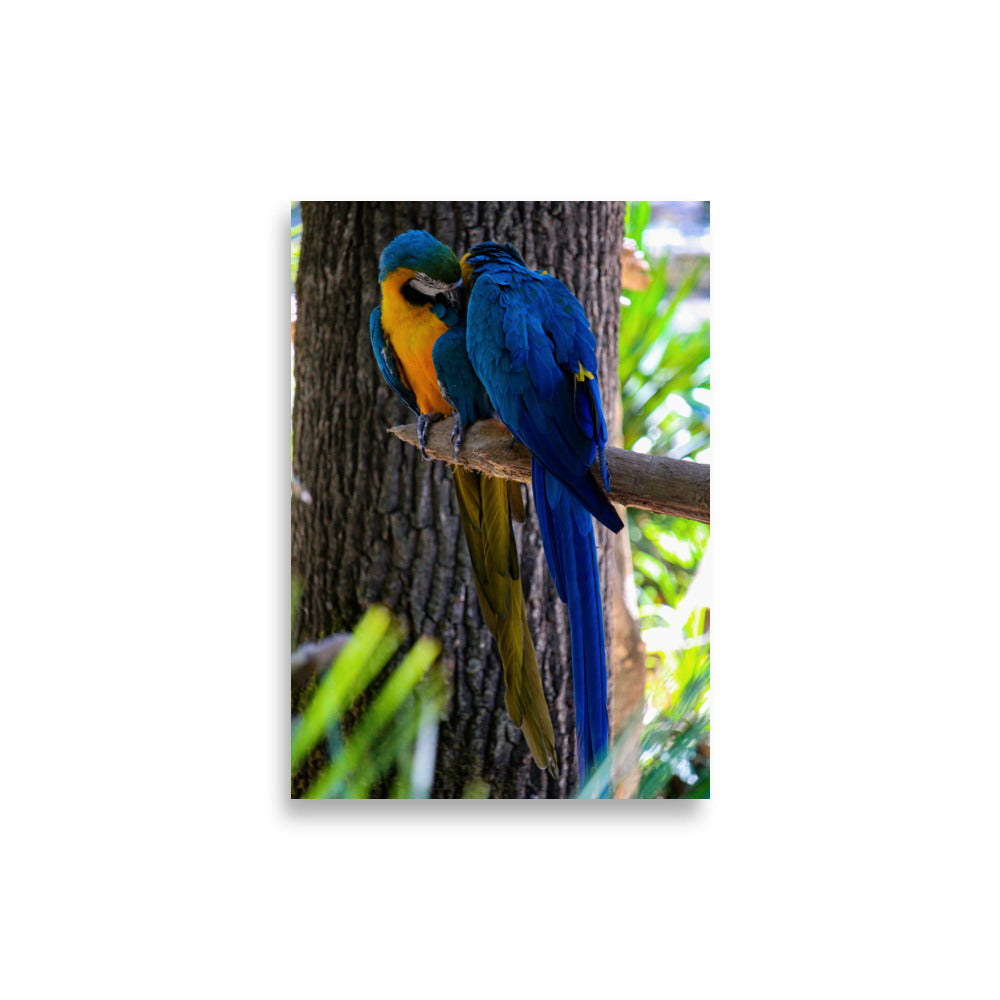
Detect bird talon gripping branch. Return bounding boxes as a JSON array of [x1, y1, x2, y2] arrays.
[[416, 412, 443, 458], [450, 416, 466, 459]]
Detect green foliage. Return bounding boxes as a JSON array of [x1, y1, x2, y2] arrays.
[[291, 605, 445, 799], [620, 202, 710, 798], [620, 205, 709, 459], [291, 200, 302, 287], [638, 609, 710, 798], [620, 202, 710, 622], [575, 619, 709, 799], [630, 513, 709, 629]]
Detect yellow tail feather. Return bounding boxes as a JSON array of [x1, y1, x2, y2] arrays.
[[452, 467, 557, 775]]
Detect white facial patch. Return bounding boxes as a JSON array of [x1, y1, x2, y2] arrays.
[[410, 274, 461, 297]]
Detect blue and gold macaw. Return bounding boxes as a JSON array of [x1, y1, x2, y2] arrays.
[[370, 231, 557, 775], [454, 242, 625, 786]]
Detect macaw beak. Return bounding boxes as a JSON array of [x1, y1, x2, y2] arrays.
[[441, 279, 462, 316]]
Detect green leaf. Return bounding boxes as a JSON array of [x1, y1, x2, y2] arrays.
[[304, 635, 441, 798], [289, 605, 401, 771]]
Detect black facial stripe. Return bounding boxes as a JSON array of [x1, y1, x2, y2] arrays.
[[401, 280, 435, 307], [402, 281, 458, 315]]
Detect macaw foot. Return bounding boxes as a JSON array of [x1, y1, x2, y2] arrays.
[[416, 412, 444, 459], [450, 416, 466, 459]]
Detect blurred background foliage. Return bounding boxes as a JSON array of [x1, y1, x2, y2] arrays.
[[619, 201, 710, 798], [291, 201, 301, 286], [291, 602, 446, 799], [290, 201, 710, 798]]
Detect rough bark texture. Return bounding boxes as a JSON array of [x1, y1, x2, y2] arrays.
[[291, 201, 625, 798]]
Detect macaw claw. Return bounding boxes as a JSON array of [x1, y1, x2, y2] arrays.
[[451, 416, 466, 459], [416, 412, 444, 459]]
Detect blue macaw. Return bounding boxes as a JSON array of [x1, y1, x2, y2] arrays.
[[370, 231, 557, 774], [454, 242, 625, 786]]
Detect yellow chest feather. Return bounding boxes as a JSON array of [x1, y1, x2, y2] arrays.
[[380, 269, 452, 415]]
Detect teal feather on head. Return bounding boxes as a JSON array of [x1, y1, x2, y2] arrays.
[[378, 230, 461, 283]]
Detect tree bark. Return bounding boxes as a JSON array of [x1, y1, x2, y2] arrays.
[[291, 201, 625, 798]]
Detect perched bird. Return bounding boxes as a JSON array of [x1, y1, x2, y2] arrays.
[[459, 242, 624, 787], [370, 230, 463, 455], [370, 231, 557, 774]]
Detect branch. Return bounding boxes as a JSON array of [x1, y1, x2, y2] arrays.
[[388, 418, 710, 524]]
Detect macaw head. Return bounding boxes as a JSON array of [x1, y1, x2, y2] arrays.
[[460, 241, 526, 290], [378, 230, 463, 324]]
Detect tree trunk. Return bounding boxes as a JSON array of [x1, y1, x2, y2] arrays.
[[291, 201, 625, 798]]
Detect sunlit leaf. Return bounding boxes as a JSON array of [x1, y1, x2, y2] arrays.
[[290, 605, 401, 770], [621, 201, 711, 798], [304, 635, 441, 798]]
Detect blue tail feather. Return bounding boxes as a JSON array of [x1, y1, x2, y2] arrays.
[[533, 459, 610, 785]]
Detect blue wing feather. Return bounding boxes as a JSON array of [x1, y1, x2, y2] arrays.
[[431, 321, 493, 428], [464, 252, 622, 788], [467, 272, 621, 532], [369, 305, 419, 417]]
